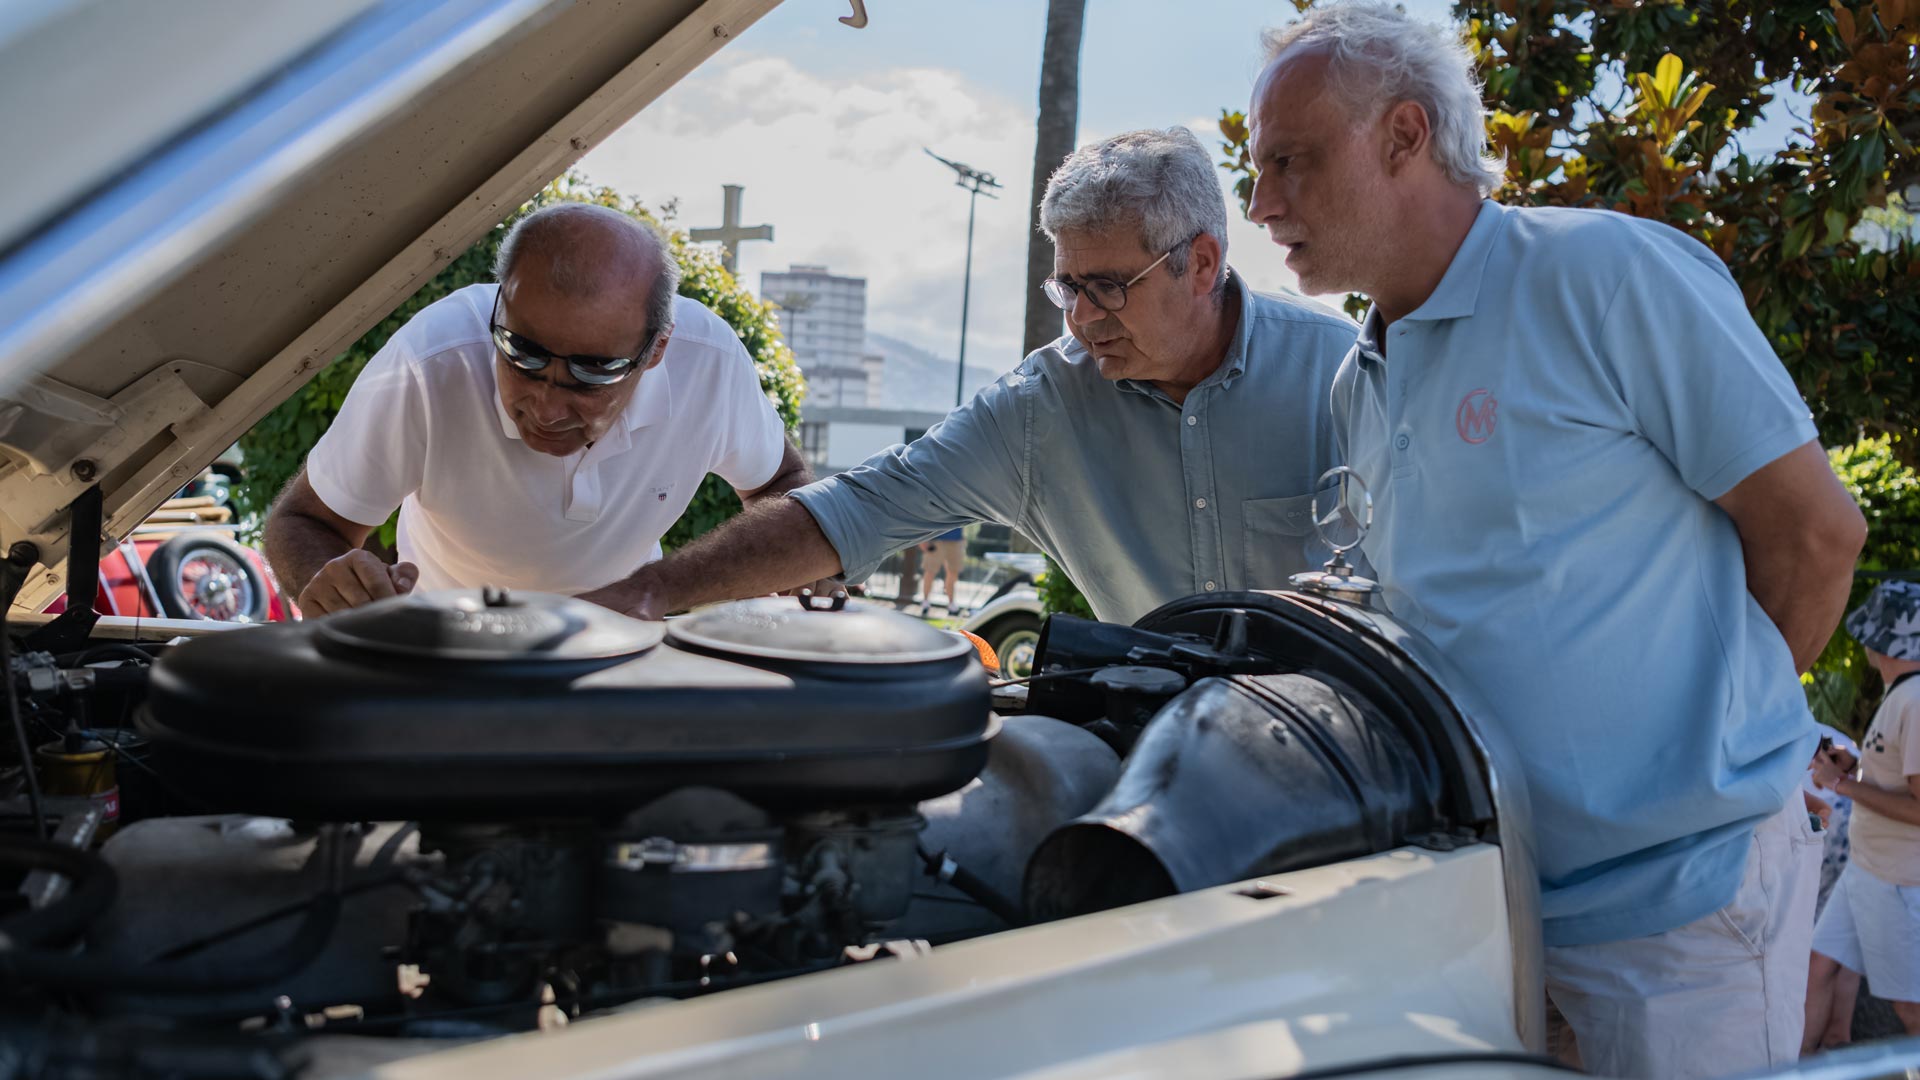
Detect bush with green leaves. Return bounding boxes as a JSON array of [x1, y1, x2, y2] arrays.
[[234, 175, 804, 551], [1807, 435, 1920, 734], [1037, 556, 1095, 620]]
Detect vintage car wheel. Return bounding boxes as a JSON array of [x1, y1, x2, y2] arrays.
[[145, 534, 270, 623], [982, 613, 1042, 680]]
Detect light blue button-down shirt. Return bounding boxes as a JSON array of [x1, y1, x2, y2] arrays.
[[792, 272, 1356, 624], [1334, 201, 1819, 946]]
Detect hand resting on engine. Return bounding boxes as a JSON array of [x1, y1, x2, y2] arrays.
[[299, 549, 418, 616]]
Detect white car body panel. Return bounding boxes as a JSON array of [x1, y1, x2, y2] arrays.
[[374, 846, 1517, 1080]]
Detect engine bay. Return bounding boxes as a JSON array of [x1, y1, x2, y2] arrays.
[[0, 587, 1496, 1078]]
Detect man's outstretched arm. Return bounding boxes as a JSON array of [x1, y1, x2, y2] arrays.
[[263, 468, 418, 615], [578, 497, 841, 619], [734, 440, 812, 507]]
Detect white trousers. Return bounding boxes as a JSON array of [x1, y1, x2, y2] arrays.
[[1544, 799, 1823, 1079]]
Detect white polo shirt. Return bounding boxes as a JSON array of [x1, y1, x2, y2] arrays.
[[306, 283, 785, 596]]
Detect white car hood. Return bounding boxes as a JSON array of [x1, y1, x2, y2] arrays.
[[0, 0, 785, 615]]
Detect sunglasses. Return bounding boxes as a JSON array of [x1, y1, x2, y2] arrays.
[[489, 290, 657, 387]]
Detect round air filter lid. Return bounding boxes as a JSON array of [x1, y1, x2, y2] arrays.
[[667, 597, 972, 665], [314, 587, 664, 663]]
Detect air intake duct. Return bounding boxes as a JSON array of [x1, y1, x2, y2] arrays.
[[1023, 671, 1442, 919]]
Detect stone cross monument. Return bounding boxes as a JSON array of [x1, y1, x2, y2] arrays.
[[689, 184, 773, 273]]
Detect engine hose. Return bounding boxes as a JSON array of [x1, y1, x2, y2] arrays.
[[0, 837, 119, 947], [916, 845, 1025, 927], [0, 827, 353, 993], [54, 644, 152, 668]]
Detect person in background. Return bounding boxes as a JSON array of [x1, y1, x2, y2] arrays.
[[918, 527, 967, 617], [1810, 580, 1920, 1042], [1803, 721, 1862, 1053]]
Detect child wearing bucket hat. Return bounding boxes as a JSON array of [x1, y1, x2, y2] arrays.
[[1808, 578, 1920, 1038]]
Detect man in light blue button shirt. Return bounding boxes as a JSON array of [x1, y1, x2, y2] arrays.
[[1246, 5, 1868, 1076], [589, 128, 1355, 625]]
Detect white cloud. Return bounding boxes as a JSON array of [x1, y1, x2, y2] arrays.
[[580, 52, 1042, 372]]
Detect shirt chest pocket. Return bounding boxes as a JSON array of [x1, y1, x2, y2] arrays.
[[1241, 492, 1327, 586]]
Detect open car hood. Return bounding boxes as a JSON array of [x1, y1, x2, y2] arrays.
[[0, 0, 788, 616]]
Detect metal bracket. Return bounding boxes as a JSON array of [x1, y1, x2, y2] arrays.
[[839, 0, 867, 28], [23, 486, 103, 654]]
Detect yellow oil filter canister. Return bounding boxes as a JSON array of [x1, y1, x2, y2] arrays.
[[36, 736, 119, 839]]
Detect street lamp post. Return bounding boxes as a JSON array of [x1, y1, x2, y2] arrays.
[[925, 149, 1001, 408]]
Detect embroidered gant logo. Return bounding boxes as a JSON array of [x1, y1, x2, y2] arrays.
[[1456, 388, 1498, 444]]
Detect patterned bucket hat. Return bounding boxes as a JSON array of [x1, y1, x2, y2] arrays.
[[1844, 579, 1920, 660]]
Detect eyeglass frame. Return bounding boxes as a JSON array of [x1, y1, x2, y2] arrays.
[[488, 288, 662, 389], [1040, 236, 1192, 314]]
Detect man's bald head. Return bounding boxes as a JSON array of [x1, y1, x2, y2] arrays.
[[494, 202, 682, 337]]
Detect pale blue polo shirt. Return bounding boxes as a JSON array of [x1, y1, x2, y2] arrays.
[[1333, 201, 1820, 947]]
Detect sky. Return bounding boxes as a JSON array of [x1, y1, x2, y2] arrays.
[[578, 0, 1457, 370], [577, 0, 1793, 373]]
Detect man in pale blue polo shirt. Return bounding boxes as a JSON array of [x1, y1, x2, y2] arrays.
[[584, 128, 1356, 625], [1246, 4, 1867, 1077]]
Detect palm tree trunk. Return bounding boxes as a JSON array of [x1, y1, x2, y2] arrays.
[[1022, 0, 1088, 358]]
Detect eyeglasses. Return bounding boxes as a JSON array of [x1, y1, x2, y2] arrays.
[[1041, 244, 1179, 314], [489, 290, 657, 388]]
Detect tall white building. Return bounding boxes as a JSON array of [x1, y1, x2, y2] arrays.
[[761, 264, 872, 408]]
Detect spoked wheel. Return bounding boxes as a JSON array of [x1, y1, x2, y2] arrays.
[[985, 614, 1043, 680], [145, 534, 271, 623]]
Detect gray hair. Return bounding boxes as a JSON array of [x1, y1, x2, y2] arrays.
[[494, 202, 682, 337], [1263, 1, 1503, 195], [1039, 127, 1230, 295]]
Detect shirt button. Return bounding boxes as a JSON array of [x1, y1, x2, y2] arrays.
[[1194, 497, 1207, 509], [1204, 580, 1217, 592], [1395, 434, 1410, 450], [1186, 415, 1198, 426]]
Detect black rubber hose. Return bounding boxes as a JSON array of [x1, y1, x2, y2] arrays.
[[0, 837, 119, 947], [916, 845, 1025, 927], [56, 644, 152, 668], [2, 617, 47, 839]]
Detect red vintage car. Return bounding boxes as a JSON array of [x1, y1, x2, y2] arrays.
[[42, 474, 293, 624]]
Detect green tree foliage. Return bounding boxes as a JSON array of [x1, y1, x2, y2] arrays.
[[1809, 435, 1920, 732], [1219, 0, 1920, 459], [234, 175, 804, 551], [1038, 555, 1096, 620]]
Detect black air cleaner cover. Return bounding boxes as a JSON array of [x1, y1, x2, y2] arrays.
[[138, 594, 993, 820]]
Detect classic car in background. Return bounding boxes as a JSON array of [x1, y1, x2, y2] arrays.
[[40, 465, 291, 625]]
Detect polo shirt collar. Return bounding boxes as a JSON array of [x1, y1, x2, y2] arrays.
[[1114, 266, 1250, 401], [1400, 199, 1506, 323]]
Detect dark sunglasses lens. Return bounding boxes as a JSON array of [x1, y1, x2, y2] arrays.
[[494, 327, 550, 371], [569, 359, 633, 385]]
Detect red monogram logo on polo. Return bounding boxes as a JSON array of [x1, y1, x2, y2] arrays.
[[1456, 388, 1498, 444]]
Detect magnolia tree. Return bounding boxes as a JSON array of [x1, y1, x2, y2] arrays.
[[1220, 0, 1918, 458], [1180, 2, 1920, 726]]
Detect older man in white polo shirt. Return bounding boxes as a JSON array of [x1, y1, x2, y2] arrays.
[[1246, 5, 1867, 1077], [264, 202, 806, 614]]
